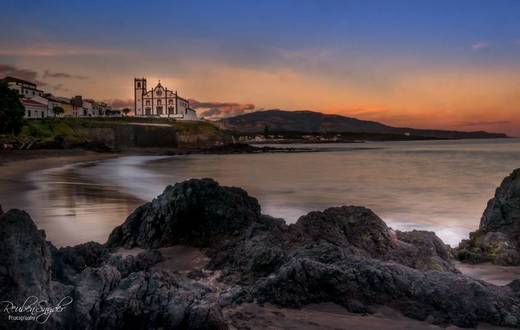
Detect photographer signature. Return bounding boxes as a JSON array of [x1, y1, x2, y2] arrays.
[[0, 296, 73, 324]]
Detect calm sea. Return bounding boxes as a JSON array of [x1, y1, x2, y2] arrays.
[[10, 138, 520, 247]]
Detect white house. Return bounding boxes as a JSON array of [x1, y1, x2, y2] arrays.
[[4, 76, 44, 98], [44, 94, 73, 117], [20, 98, 48, 119], [134, 78, 197, 120], [82, 99, 96, 117]]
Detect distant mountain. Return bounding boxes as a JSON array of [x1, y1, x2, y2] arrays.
[[219, 110, 508, 139]]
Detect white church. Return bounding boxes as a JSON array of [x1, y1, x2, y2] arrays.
[[134, 78, 197, 120]]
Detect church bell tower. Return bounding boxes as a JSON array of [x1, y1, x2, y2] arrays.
[[134, 78, 147, 116]]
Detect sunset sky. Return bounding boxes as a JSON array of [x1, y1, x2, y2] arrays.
[[1, 0, 519, 135]]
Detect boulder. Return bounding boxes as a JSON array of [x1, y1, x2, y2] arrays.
[[457, 169, 520, 265], [0, 210, 53, 329], [294, 206, 396, 257], [107, 178, 261, 249], [0, 209, 52, 301], [252, 256, 520, 328], [481, 168, 520, 231], [293, 207, 455, 272]]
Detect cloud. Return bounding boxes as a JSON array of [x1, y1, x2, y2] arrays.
[[103, 98, 134, 109], [0, 63, 47, 86], [347, 109, 390, 118], [471, 42, 490, 51], [0, 43, 121, 57], [460, 120, 509, 127], [51, 83, 70, 93], [0, 63, 38, 82], [43, 70, 88, 80], [189, 99, 256, 119]]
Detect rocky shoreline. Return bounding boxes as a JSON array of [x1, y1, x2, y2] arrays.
[[456, 169, 520, 266], [1, 170, 520, 329]]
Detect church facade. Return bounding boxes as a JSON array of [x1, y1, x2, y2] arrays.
[[134, 78, 197, 120]]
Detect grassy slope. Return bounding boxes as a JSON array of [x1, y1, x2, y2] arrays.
[[16, 118, 228, 144]]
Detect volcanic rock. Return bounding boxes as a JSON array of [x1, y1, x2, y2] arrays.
[[457, 169, 520, 265], [107, 178, 261, 249], [2, 175, 520, 329]]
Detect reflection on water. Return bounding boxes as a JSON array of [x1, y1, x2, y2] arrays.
[[10, 139, 520, 247], [24, 162, 143, 246]]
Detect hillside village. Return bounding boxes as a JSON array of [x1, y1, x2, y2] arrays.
[[1, 76, 198, 121], [1, 76, 126, 119]]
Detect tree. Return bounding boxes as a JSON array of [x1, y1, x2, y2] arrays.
[[0, 81, 24, 135], [263, 124, 270, 136], [122, 108, 131, 116], [52, 106, 64, 117]]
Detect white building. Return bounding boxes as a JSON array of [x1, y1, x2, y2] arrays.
[[4, 76, 44, 98], [20, 98, 48, 119], [44, 95, 73, 117], [82, 99, 96, 117], [134, 78, 197, 120]]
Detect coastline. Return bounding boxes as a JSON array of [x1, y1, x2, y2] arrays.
[[1, 148, 520, 328], [0, 150, 122, 210]]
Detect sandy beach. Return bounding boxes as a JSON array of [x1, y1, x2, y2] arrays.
[[0, 149, 120, 211]]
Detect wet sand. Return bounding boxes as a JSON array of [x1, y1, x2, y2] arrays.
[[224, 302, 511, 330], [455, 261, 520, 286], [0, 149, 119, 211]]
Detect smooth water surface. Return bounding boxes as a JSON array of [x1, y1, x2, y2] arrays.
[[8, 139, 520, 246]]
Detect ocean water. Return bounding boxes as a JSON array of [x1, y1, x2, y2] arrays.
[[11, 138, 520, 247]]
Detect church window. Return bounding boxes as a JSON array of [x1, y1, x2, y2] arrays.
[[168, 99, 173, 105], [137, 82, 141, 88], [168, 107, 174, 114], [146, 100, 150, 106], [157, 106, 163, 115], [156, 90, 162, 96], [157, 100, 162, 105]]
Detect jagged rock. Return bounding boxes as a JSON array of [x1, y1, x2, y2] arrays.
[[71, 265, 122, 326], [107, 250, 162, 278], [51, 242, 109, 284], [0, 210, 53, 329], [394, 230, 456, 272], [252, 256, 520, 328], [3, 176, 520, 329], [294, 206, 396, 256], [293, 207, 455, 272], [207, 215, 290, 281], [0, 209, 52, 301], [481, 168, 520, 231], [457, 168, 520, 265], [107, 178, 261, 249]]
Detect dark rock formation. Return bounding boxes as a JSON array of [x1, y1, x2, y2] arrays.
[[0, 207, 229, 330], [294, 207, 455, 272], [0, 210, 53, 329], [0, 210, 52, 303], [481, 169, 520, 231], [457, 169, 520, 265], [2, 177, 520, 329], [107, 178, 261, 249], [252, 257, 520, 328]]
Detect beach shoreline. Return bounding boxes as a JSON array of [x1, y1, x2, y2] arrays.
[[0, 149, 122, 210]]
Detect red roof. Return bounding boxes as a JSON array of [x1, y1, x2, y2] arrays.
[[20, 98, 47, 108]]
